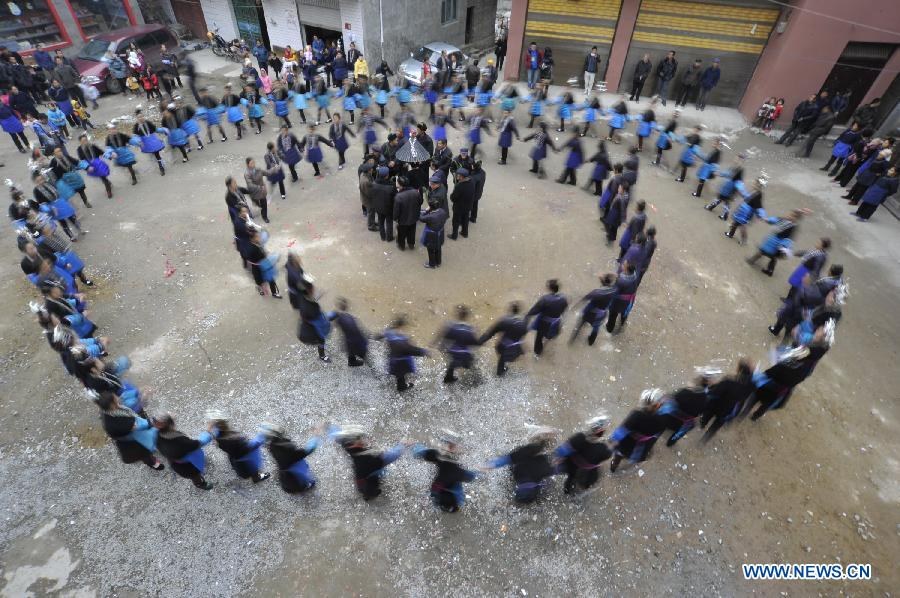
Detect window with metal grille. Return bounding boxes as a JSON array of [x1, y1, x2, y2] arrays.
[[301, 0, 340, 9], [442, 0, 458, 24]]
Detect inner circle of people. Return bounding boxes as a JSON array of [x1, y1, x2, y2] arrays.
[[7, 45, 851, 513]]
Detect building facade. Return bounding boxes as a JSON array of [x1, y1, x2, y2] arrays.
[[195, 0, 496, 69], [5, 0, 144, 56], [507, 0, 900, 122]]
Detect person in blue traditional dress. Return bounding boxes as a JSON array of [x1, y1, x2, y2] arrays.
[[312, 75, 332, 125], [221, 83, 245, 140], [291, 79, 310, 125], [375, 72, 391, 118], [375, 315, 428, 392], [527, 81, 547, 128], [271, 80, 292, 129], [412, 431, 478, 512], [209, 417, 271, 484], [556, 133, 584, 185], [95, 391, 165, 471], [522, 121, 556, 179], [357, 107, 390, 155], [478, 301, 528, 376], [609, 389, 666, 472], [602, 178, 630, 245], [674, 126, 704, 183], [263, 141, 286, 199], [525, 278, 568, 356], [726, 177, 767, 244], [634, 102, 656, 152], [821, 121, 860, 174], [276, 124, 303, 182], [781, 237, 830, 303], [31, 170, 82, 240], [651, 112, 678, 167], [852, 165, 898, 222], [341, 79, 358, 125], [658, 373, 715, 447], [104, 124, 138, 185], [746, 209, 805, 276], [617, 198, 646, 261], [484, 426, 556, 504], [297, 124, 334, 177], [466, 107, 492, 158], [606, 261, 639, 333], [699, 359, 755, 442], [40, 278, 95, 338], [554, 90, 575, 132], [132, 109, 167, 176], [296, 282, 331, 362], [585, 140, 612, 196], [330, 426, 408, 501], [423, 75, 439, 118], [435, 304, 480, 384], [578, 96, 602, 138], [326, 297, 369, 366], [328, 112, 356, 169], [704, 153, 745, 217], [245, 227, 282, 298], [555, 415, 613, 494], [49, 146, 91, 207], [154, 414, 215, 490], [605, 98, 628, 143], [240, 83, 266, 134], [197, 86, 228, 143], [160, 104, 190, 164], [262, 424, 320, 493], [692, 136, 722, 198], [28, 220, 93, 285], [174, 96, 205, 151], [569, 273, 616, 346], [0, 101, 28, 152], [446, 76, 467, 123], [496, 109, 519, 165], [75, 134, 113, 199]]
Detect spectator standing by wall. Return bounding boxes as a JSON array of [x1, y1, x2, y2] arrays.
[[583, 46, 600, 97], [524, 42, 541, 89], [676, 59, 702, 108], [697, 58, 721, 111], [655, 51, 678, 106], [630, 54, 652, 101]]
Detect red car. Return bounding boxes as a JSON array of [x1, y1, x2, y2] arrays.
[[72, 24, 183, 93]]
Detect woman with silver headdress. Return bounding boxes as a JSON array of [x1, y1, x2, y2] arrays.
[[412, 431, 477, 512], [700, 359, 755, 443], [658, 370, 718, 447], [555, 415, 612, 494], [40, 277, 95, 339], [75, 133, 113, 199], [94, 391, 164, 471], [263, 424, 320, 493], [744, 345, 816, 421], [485, 426, 556, 504], [245, 226, 282, 299], [29, 221, 93, 286], [746, 209, 806, 277], [330, 425, 407, 501], [725, 177, 767, 244], [154, 414, 215, 490], [609, 389, 666, 472], [209, 417, 271, 484], [31, 169, 82, 242]]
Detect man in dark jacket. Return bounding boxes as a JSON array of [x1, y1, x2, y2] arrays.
[[655, 51, 678, 106], [50, 56, 85, 105], [852, 98, 881, 130], [799, 106, 835, 158], [427, 171, 449, 212], [630, 53, 652, 101], [675, 58, 702, 108], [583, 46, 600, 97], [776, 95, 819, 146], [469, 160, 486, 223], [495, 35, 508, 71], [420, 196, 448, 268], [393, 177, 423, 250], [431, 139, 453, 179], [696, 58, 720, 110], [465, 59, 481, 93], [369, 166, 396, 241], [449, 168, 475, 239]]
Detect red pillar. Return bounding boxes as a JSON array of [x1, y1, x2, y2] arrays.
[[503, 0, 529, 81], [605, 0, 640, 92]]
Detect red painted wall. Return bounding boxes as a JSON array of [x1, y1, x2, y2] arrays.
[[605, 0, 640, 92], [504, 0, 528, 81], [740, 0, 900, 121]]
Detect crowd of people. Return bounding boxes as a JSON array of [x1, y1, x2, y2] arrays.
[[3, 37, 852, 512]]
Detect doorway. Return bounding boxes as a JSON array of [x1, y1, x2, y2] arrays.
[[464, 6, 475, 45], [232, 0, 269, 48], [820, 42, 896, 123], [303, 25, 345, 55]]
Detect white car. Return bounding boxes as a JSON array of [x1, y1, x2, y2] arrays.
[[398, 42, 467, 86]]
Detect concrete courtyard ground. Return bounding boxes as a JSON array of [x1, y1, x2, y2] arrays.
[[0, 73, 898, 596]]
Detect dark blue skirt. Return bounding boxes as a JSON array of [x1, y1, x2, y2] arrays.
[[591, 163, 608, 181], [0, 114, 23, 134], [112, 146, 137, 166], [499, 130, 513, 148], [282, 146, 301, 165], [565, 152, 583, 169], [469, 129, 481, 145], [61, 170, 85, 190], [364, 128, 377, 145], [86, 158, 110, 178], [227, 106, 244, 123], [275, 99, 290, 117], [167, 127, 188, 147], [335, 136, 349, 153], [140, 134, 165, 153], [182, 118, 201, 135], [307, 146, 323, 163], [529, 145, 546, 161], [433, 126, 446, 142], [832, 141, 851, 159]]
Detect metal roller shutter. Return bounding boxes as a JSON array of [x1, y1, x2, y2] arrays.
[[618, 0, 781, 107], [522, 0, 623, 85]]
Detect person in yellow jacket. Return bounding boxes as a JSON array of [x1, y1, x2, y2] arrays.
[[354, 56, 369, 80]]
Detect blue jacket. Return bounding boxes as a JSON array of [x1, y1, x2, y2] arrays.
[[252, 44, 268, 63], [34, 50, 54, 71], [700, 66, 720, 89]]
